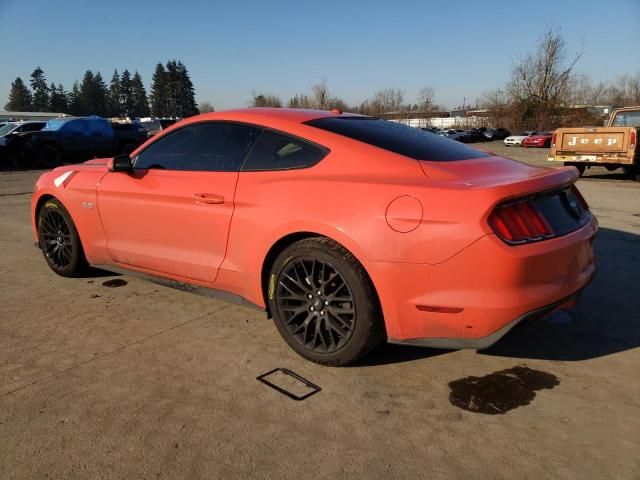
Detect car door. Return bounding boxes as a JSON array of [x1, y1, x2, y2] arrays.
[[96, 121, 261, 284], [86, 119, 115, 157], [58, 120, 90, 155]]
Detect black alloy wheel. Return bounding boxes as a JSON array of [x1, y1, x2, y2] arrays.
[[269, 237, 385, 366], [275, 256, 356, 353], [40, 207, 72, 269], [37, 199, 86, 277]]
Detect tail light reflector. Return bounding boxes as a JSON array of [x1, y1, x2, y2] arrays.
[[630, 130, 636, 150], [489, 200, 554, 244], [551, 132, 557, 148]]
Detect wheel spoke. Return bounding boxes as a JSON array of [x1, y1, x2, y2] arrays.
[[39, 209, 74, 269], [276, 256, 356, 354]]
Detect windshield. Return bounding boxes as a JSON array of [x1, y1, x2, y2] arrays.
[[43, 119, 70, 131], [0, 123, 17, 136], [611, 111, 640, 127]]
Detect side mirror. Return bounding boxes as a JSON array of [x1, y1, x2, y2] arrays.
[[108, 154, 133, 172]]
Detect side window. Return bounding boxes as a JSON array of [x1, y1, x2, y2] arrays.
[[242, 130, 327, 171], [21, 123, 44, 132], [134, 122, 261, 171]]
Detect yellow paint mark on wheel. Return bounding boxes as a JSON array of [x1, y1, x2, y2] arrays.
[[268, 273, 276, 300]]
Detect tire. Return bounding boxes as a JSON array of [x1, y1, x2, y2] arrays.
[[38, 144, 62, 168], [623, 165, 640, 181], [37, 198, 87, 277], [267, 237, 386, 366]]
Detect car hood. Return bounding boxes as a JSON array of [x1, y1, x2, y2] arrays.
[[505, 135, 526, 140], [419, 155, 577, 198]]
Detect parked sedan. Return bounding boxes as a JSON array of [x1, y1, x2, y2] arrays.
[[0, 121, 47, 165], [31, 109, 596, 366], [504, 131, 536, 146], [522, 131, 554, 148], [0, 121, 46, 146]]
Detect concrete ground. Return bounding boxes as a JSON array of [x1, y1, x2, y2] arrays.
[[1, 143, 639, 479]]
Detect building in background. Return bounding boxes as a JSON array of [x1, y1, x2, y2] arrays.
[[0, 111, 69, 122]]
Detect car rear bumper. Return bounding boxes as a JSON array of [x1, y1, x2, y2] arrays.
[[371, 216, 597, 347], [388, 286, 588, 349]]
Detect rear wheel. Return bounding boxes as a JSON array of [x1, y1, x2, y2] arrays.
[[624, 165, 640, 181], [38, 144, 62, 168], [37, 198, 87, 277], [268, 237, 385, 366]]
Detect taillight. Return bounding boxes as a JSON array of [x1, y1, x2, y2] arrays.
[[630, 131, 636, 150], [489, 200, 554, 244], [551, 132, 557, 147]]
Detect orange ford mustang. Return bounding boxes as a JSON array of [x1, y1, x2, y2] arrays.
[[31, 108, 597, 365]]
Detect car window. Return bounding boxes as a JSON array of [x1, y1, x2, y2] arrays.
[[20, 123, 45, 132], [306, 117, 489, 162], [611, 111, 640, 127], [134, 122, 261, 172], [0, 123, 17, 136], [242, 129, 327, 171]]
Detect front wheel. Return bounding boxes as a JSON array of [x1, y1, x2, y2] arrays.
[[268, 237, 386, 366], [37, 198, 87, 277]]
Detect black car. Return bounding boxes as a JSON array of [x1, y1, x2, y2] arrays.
[[490, 127, 511, 140], [20, 116, 148, 167]]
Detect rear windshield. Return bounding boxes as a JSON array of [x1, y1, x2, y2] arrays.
[[611, 111, 640, 127], [304, 117, 489, 161]]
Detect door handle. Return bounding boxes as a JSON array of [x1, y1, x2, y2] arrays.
[[193, 193, 225, 205]]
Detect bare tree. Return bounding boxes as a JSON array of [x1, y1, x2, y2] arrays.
[[199, 101, 215, 113], [508, 26, 582, 129], [368, 88, 405, 114], [417, 85, 435, 111], [250, 91, 282, 108], [606, 73, 640, 106], [509, 26, 581, 102], [311, 79, 330, 109]]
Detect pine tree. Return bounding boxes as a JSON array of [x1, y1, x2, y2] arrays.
[[67, 81, 82, 115], [49, 82, 68, 112], [78, 70, 95, 115], [131, 71, 150, 118], [119, 69, 134, 117], [149, 62, 167, 117], [108, 70, 121, 117], [30, 66, 50, 112], [93, 72, 108, 116], [4, 77, 33, 111], [175, 61, 199, 117], [165, 60, 179, 116]]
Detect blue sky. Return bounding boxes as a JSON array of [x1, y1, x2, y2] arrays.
[[1, 0, 639, 111]]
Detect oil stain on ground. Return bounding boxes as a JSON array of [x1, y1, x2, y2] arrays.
[[448, 366, 559, 414], [102, 279, 128, 288]]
